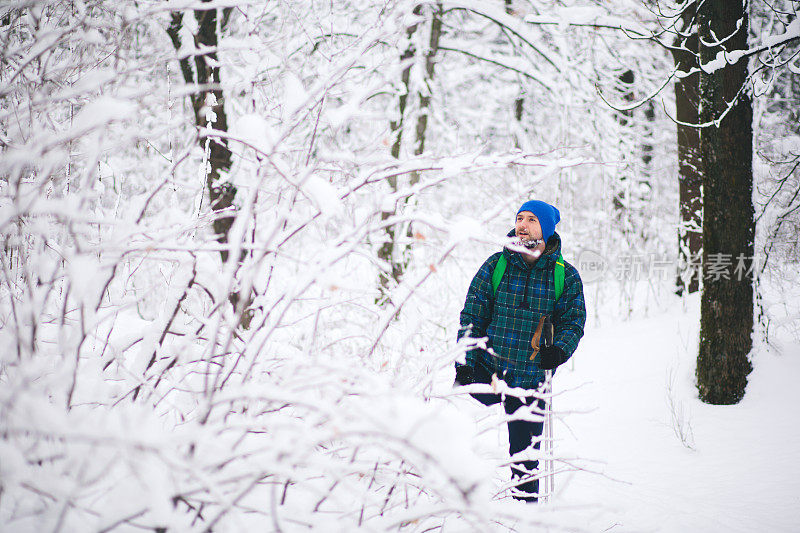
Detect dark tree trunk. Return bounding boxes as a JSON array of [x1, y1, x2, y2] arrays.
[[696, 0, 754, 404], [378, 3, 441, 303], [168, 7, 236, 259], [672, 1, 702, 294], [506, 0, 525, 150], [612, 69, 636, 218], [167, 5, 251, 327], [412, 5, 442, 164], [377, 8, 420, 301]]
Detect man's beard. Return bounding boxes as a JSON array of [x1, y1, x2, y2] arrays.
[[516, 235, 545, 249]]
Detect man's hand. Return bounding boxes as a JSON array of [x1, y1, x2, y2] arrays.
[[454, 364, 474, 386], [537, 345, 567, 370]]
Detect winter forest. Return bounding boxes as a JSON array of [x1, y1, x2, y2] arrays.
[[2, 0, 799, 531]]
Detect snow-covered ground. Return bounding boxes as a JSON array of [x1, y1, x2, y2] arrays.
[[505, 294, 800, 532], [440, 292, 800, 532]]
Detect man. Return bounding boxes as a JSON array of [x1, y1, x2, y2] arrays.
[[455, 199, 586, 502]]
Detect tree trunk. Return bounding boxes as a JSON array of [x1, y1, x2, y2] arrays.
[[696, 0, 754, 404], [612, 69, 636, 223], [167, 5, 252, 327], [412, 4, 442, 165], [672, 1, 702, 294], [377, 8, 419, 302], [506, 0, 526, 150], [377, 3, 441, 303]]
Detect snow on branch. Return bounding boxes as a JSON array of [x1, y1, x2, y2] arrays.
[[697, 18, 800, 75]]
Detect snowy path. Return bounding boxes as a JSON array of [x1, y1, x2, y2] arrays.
[[552, 297, 800, 532]]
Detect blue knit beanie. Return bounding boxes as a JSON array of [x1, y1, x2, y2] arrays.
[[516, 200, 561, 242]]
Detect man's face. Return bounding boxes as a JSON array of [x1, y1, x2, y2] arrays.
[[515, 211, 543, 243]]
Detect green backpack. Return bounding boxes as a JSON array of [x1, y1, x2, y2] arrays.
[[491, 253, 565, 301]]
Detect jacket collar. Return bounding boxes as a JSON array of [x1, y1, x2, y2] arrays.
[[503, 229, 562, 271]]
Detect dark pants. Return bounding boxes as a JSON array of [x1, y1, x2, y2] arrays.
[[469, 365, 545, 501]]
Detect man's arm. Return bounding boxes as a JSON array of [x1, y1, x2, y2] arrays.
[[552, 261, 586, 361], [457, 253, 501, 368]]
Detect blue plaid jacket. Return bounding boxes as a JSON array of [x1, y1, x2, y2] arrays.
[[457, 232, 586, 389]]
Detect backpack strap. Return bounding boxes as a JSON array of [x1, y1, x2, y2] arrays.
[[491, 252, 566, 302], [554, 253, 565, 301], [491, 254, 507, 295]]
